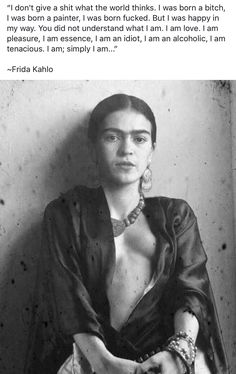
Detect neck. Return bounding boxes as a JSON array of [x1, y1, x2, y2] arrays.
[[102, 182, 141, 220]]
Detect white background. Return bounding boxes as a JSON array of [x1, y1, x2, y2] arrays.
[[0, 0, 236, 79]]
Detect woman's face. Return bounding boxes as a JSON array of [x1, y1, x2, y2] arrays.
[[94, 109, 155, 187]]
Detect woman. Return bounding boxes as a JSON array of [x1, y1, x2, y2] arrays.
[[25, 94, 228, 374]]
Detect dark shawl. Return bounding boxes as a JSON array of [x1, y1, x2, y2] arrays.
[[24, 185, 229, 373]]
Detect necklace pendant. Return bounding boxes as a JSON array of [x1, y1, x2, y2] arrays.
[[111, 218, 126, 237], [110, 193, 145, 237]]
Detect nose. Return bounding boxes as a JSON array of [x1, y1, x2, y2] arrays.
[[118, 137, 134, 155]]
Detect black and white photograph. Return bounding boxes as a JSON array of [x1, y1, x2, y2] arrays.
[[0, 81, 235, 374]]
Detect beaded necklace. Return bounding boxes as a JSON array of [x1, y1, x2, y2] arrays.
[[111, 194, 145, 237]]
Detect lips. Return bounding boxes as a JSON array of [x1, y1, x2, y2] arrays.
[[116, 161, 135, 167]]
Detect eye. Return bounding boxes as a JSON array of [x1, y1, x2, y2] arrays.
[[104, 134, 119, 142], [134, 136, 147, 144]]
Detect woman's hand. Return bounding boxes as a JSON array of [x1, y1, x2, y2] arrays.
[[140, 350, 183, 374], [99, 356, 143, 374], [73, 334, 143, 374]]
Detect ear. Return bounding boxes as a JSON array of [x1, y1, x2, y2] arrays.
[[148, 142, 156, 164]]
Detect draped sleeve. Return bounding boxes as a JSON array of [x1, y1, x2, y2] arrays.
[[164, 199, 228, 373], [25, 192, 106, 374], [42, 196, 105, 340], [171, 200, 211, 339]]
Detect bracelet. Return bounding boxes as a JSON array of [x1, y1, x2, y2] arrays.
[[165, 346, 189, 374], [175, 331, 196, 350], [164, 331, 197, 374], [135, 346, 187, 374], [135, 346, 161, 363], [166, 331, 197, 364]]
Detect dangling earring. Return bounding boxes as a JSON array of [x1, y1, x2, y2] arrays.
[[141, 166, 152, 192]]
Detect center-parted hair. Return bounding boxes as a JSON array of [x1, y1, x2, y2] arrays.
[[88, 94, 157, 145]]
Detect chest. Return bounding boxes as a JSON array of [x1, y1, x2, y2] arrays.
[[116, 215, 156, 261], [106, 214, 157, 329], [113, 218, 156, 281]]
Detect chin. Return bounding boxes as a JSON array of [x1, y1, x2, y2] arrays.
[[102, 169, 141, 186], [111, 175, 140, 186]]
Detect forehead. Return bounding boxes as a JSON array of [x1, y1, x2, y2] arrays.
[[100, 109, 152, 133]]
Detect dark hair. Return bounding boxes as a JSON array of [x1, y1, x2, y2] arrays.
[[88, 94, 157, 145]]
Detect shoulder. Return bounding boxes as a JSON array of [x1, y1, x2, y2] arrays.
[[44, 185, 94, 218], [146, 195, 196, 235]]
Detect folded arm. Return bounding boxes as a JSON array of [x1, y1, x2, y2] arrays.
[[73, 333, 143, 374]]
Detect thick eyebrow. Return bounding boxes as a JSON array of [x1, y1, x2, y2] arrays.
[[101, 128, 151, 136]]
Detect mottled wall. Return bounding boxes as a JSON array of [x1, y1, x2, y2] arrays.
[[0, 81, 235, 373], [231, 81, 236, 247]]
